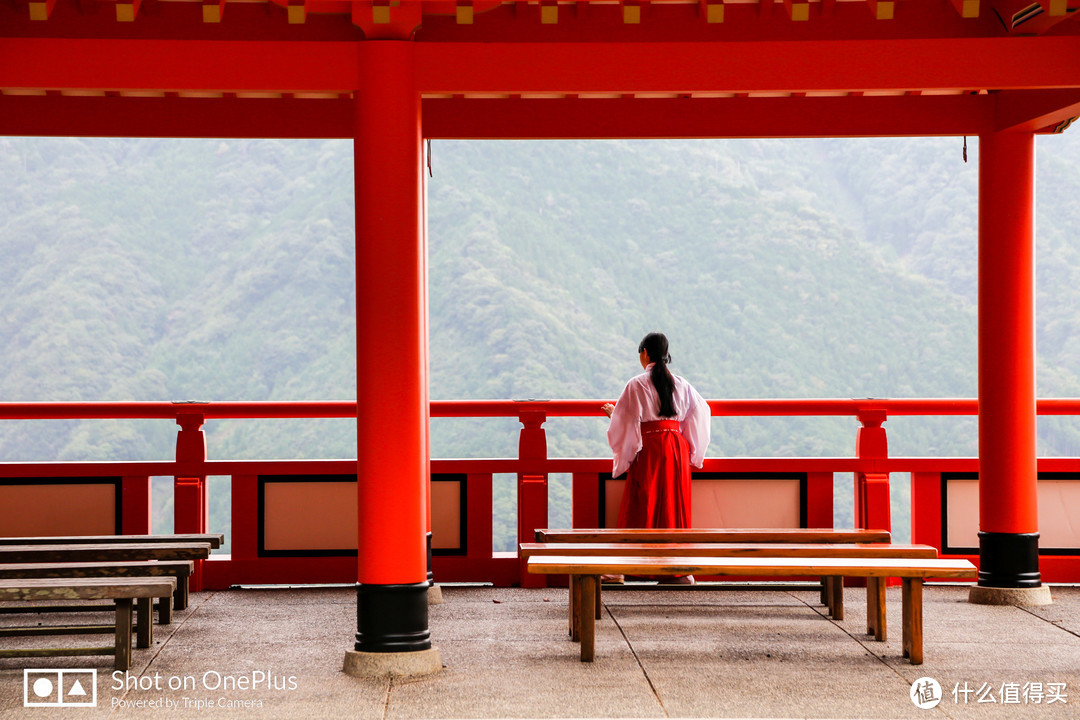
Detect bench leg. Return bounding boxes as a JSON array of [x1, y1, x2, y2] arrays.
[[570, 576, 580, 641], [136, 598, 153, 649], [595, 582, 602, 620], [830, 577, 844, 621], [176, 574, 190, 611], [867, 577, 887, 641], [158, 596, 172, 625], [820, 577, 828, 606], [579, 575, 597, 662], [902, 578, 924, 664], [114, 599, 133, 671]]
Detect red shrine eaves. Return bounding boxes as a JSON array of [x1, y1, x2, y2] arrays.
[[1, 0, 1076, 670], [0, 1, 1079, 139]]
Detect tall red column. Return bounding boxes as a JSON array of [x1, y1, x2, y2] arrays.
[[977, 130, 1041, 589], [352, 41, 431, 653]]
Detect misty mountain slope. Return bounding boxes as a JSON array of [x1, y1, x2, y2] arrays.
[[1, 135, 1079, 465]]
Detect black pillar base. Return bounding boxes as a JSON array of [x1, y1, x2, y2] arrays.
[[355, 582, 431, 653], [978, 532, 1041, 588], [427, 531, 434, 587]]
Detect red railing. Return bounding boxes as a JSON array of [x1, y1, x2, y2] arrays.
[[2, 399, 1080, 588]]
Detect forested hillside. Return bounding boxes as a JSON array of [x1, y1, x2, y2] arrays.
[[2, 133, 1080, 548]]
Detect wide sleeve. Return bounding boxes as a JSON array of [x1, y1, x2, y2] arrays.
[[680, 383, 711, 469], [606, 380, 642, 478]]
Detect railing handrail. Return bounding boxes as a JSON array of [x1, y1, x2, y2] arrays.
[[1, 397, 1080, 421]]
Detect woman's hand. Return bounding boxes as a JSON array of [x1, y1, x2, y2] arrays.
[[601, 403, 615, 418]]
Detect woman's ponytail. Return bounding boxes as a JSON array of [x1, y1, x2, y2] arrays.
[[638, 332, 676, 418]]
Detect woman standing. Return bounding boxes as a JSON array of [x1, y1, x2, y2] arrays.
[[602, 333, 710, 581]]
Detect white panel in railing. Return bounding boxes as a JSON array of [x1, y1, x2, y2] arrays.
[[946, 476, 1080, 550], [604, 476, 801, 528]]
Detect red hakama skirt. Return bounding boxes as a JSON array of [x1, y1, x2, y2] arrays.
[[615, 420, 692, 529]]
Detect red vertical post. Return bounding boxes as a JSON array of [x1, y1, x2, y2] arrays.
[[352, 41, 432, 654], [804, 472, 833, 529], [174, 412, 207, 590], [977, 130, 1041, 589], [854, 410, 891, 533], [571, 472, 600, 530], [121, 476, 151, 535], [910, 472, 943, 551], [517, 409, 548, 587], [422, 140, 434, 592]]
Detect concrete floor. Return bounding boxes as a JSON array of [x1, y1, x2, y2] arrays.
[[2, 582, 1078, 719]]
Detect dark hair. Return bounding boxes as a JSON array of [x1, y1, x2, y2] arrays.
[[638, 332, 676, 418]]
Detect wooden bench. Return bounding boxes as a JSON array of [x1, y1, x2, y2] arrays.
[[531, 528, 894, 616], [0, 561, 195, 620], [535, 528, 892, 543], [0, 533, 224, 549], [520, 542, 941, 631], [528, 555, 976, 664], [0, 544, 208, 620], [0, 577, 176, 670]]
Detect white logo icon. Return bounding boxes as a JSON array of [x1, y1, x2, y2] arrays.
[[23, 669, 97, 707], [910, 676, 942, 709]]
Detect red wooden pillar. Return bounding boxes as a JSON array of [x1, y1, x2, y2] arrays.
[[517, 409, 548, 587], [977, 130, 1042, 589], [121, 476, 151, 535], [854, 410, 891, 533], [352, 41, 432, 654], [174, 412, 207, 591]]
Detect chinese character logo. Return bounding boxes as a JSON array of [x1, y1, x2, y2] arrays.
[[23, 669, 97, 707], [910, 676, 942, 709]]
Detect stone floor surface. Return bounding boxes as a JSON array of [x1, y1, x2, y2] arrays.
[[1, 583, 1078, 719]]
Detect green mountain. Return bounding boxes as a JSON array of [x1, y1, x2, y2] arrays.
[[2, 133, 1080, 549]]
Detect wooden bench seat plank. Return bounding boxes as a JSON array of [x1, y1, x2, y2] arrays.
[[0, 534, 224, 549], [520, 542, 937, 559], [530, 556, 977, 579], [0, 577, 178, 600], [0, 543, 211, 564], [535, 528, 892, 543]]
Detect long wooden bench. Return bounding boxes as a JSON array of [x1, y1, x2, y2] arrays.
[[0, 561, 195, 619], [520, 542, 941, 633], [0, 543, 209, 622], [0, 533, 224, 549], [0, 577, 176, 670], [528, 555, 976, 664], [531, 528, 894, 618], [535, 528, 892, 543]]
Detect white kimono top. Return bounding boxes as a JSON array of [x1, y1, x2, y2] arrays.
[[607, 364, 711, 477]]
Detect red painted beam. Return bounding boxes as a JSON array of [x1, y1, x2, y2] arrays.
[[0, 95, 355, 139], [0, 39, 362, 92], [0, 92, 1000, 139], [995, 87, 1080, 132], [422, 94, 996, 138], [3, 37, 1080, 95], [413, 38, 1080, 94]]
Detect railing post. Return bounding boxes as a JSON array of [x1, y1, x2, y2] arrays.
[[517, 408, 548, 587], [854, 410, 891, 534], [121, 476, 151, 535], [175, 412, 208, 590]]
